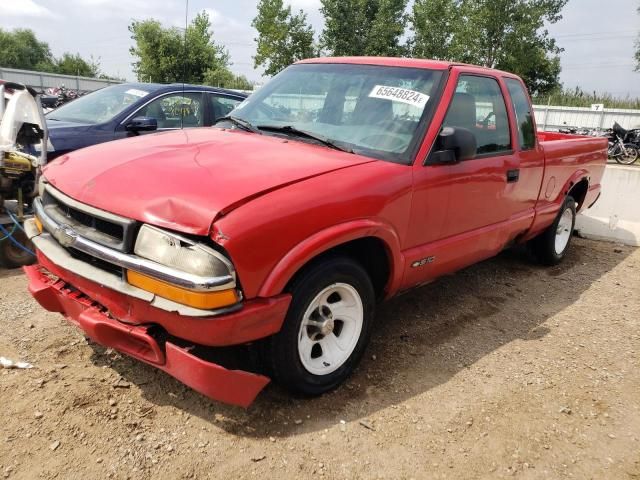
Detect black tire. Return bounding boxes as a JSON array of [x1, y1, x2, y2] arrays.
[[529, 196, 576, 266], [0, 227, 35, 269], [263, 256, 375, 396]]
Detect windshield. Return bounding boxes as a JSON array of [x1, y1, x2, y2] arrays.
[[47, 84, 154, 124], [228, 63, 444, 163]]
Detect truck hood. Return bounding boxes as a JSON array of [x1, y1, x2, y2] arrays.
[[43, 128, 375, 235], [46, 119, 94, 131]]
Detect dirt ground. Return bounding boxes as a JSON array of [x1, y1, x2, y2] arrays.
[[1, 237, 639, 480]]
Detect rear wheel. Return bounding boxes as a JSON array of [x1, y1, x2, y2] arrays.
[[0, 227, 35, 268], [615, 144, 639, 165], [529, 196, 576, 266], [263, 256, 375, 396]]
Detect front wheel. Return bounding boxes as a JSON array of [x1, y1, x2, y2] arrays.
[[615, 144, 639, 165], [263, 256, 375, 396], [529, 196, 577, 266]]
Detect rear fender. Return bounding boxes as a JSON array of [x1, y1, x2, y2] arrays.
[[556, 169, 590, 205], [257, 219, 404, 299], [521, 169, 590, 243]]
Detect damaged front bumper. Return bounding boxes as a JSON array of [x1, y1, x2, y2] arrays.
[[24, 251, 291, 408]]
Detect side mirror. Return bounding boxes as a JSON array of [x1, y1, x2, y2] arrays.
[[126, 116, 157, 132], [429, 127, 477, 164]]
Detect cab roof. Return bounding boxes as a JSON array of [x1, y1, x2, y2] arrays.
[[296, 57, 520, 78]]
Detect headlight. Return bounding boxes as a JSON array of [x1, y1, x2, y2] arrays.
[[134, 224, 234, 279], [128, 224, 239, 310]]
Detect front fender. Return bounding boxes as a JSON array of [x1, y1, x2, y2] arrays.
[[257, 219, 405, 299]]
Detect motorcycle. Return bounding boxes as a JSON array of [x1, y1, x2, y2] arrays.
[[44, 84, 79, 109], [607, 122, 639, 165]]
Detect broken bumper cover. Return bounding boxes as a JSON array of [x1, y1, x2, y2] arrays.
[[24, 258, 291, 407], [31, 247, 291, 347]]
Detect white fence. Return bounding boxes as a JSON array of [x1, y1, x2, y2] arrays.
[[533, 104, 640, 131], [0, 66, 122, 93]]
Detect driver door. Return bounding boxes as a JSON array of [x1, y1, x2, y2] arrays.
[[404, 73, 515, 287]]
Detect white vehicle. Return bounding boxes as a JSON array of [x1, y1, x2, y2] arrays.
[[0, 82, 48, 267]]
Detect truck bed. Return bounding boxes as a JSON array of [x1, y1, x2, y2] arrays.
[[537, 132, 608, 189], [522, 131, 608, 242]]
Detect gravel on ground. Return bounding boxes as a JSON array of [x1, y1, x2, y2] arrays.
[[1, 237, 639, 479]]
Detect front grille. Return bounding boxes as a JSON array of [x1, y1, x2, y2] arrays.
[[41, 185, 138, 252], [55, 199, 124, 240], [67, 247, 124, 278]]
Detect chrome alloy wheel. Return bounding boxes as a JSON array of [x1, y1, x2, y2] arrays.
[[554, 207, 573, 255], [297, 283, 364, 375]]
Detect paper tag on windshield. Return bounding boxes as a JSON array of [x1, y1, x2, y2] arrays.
[[125, 88, 149, 98], [368, 85, 429, 108]]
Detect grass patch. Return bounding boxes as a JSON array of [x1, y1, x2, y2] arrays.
[[532, 87, 640, 110]]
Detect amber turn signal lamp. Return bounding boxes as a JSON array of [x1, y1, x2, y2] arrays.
[[126, 270, 239, 310]]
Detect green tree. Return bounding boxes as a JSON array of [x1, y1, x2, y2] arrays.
[[203, 67, 253, 89], [411, 0, 567, 95], [230, 74, 254, 90], [55, 53, 100, 77], [0, 28, 55, 72], [0, 28, 112, 79], [320, 0, 408, 56], [129, 11, 231, 84], [410, 0, 462, 60], [252, 0, 315, 76]]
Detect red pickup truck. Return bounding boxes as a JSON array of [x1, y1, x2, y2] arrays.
[[23, 58, 607, 407]]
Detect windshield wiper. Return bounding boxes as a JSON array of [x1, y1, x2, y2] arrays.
[[257, 125, 353, 153], [214, 115, 261, 134]]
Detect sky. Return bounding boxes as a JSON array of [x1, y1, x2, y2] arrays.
[[1, 0, 639, 96]]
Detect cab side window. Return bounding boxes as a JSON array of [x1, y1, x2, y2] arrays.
[[443, 75, 511, 155], [505, 79, 535, 150], [209, 94, 242, 122]]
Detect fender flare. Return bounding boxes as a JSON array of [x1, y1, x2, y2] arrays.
[[554, 168, 590, 205], [257, 219, 405, 298], [521, 169, 591, 243]]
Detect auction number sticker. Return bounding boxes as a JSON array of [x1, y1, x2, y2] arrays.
[[368, 85, 429, 108]]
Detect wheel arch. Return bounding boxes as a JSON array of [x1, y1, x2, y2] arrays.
[[257, 219, 404, 300], [558, 169, 590, 212], [567, 177, 590, 212]]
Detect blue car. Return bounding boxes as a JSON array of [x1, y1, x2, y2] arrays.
[[45, 83, 247, 160]]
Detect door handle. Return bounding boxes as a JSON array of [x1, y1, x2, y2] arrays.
[[506, 169, 520, 183]]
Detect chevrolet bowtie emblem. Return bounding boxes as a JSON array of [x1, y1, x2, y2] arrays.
[[55, 224, 78, 248]]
